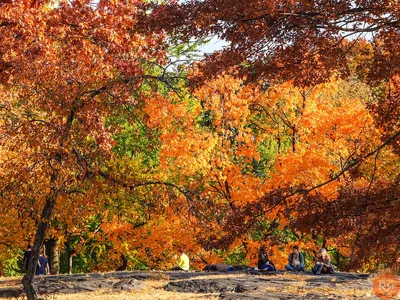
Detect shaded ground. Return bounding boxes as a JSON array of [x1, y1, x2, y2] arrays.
[[0, 270, 380, 299]]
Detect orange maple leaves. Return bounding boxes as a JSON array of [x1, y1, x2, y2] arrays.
[[141, 71, 398, 270]]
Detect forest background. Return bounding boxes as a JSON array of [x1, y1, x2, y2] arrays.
[[0, 0, 399, 291]]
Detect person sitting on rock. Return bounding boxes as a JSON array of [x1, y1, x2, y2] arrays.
[[312, 248, 334, 275], [257, 247, 276, 271], [285, 245, 305, 272], [171, 248, 190, 271]]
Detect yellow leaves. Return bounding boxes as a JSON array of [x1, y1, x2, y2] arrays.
[[2, 49, 18, 63], [194, 73, 252, 129]]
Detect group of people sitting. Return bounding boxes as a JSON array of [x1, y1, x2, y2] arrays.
[[199, 246, 335, 274], [257, 245, 334, 274], [25, 244, 334, 275]]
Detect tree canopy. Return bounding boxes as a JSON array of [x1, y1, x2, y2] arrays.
[[1, 1, 400, 299]]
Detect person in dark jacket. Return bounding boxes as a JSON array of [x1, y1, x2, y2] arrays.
[[285, 245, 305, 272], [23, 244, 32, 272], [257, 247, 276, 271], [36, 248, 50, 276]]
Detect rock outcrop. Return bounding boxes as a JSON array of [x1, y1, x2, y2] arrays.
[[0, 270, 377, 299]]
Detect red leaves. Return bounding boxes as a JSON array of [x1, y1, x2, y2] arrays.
[[145, 0, 400, 87]]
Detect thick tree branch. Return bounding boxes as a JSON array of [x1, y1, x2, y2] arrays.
[[97, 170, 195, 201]]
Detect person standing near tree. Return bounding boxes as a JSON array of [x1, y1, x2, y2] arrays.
[[23, 244, 33, 272], [35, 248, 50, 276]]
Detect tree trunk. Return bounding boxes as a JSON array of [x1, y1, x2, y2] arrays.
[[22, 192, 58, 300], [292, 125, 296, 153], [47, 238, 60, 275], [65, 242, 74, 275], [116, 254, 128, 271], [68, 252, 73, 275], [335, 249, 340, 269], [22, 89, 75, 298], [322, 236, 327, 249]]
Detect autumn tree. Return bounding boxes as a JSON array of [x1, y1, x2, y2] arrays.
[[0, 0, 173, 298], [1, 0, 400, 287], [139, 0, 400, 269], [144, 68, 400, 269]]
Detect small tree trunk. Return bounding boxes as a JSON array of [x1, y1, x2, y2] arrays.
[[68, 253, 73, 274], [64, 241, 73, 275], [322, 236, 327, 249], [47, 238, 60, 275], [65, 240, 76, 274], [22, 192, 57, 300], [292, 125, 296, 153], [116, 254, 128, 271], [335, 249, 340, 269]]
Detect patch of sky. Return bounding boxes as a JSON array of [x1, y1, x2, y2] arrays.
[[198, 36, 229, 54]]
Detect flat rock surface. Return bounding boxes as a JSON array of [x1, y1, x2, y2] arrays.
[[0, 270, 382, 299]]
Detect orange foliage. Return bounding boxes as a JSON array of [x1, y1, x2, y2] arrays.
[[0, 0, 167, 283]]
